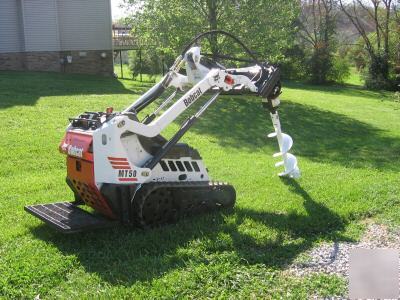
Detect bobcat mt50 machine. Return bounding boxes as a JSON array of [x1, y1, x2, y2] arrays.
[[25, 31, 300, 233]]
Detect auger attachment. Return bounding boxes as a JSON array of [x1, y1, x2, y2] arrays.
[[268, 112, 300, 178], [258, 65, 300, 179]]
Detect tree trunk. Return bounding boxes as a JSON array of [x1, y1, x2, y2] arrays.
[[339, 0, 392, 89], [395, 5, 400, 82], [207, 0, 218, 59], [373, 1, 381, 50]]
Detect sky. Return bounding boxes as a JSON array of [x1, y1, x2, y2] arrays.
[[111, 0, 128, 20], [110, 0, 364, 21]]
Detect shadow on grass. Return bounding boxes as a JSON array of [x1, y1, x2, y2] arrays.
[[31, 180, 351, 286], [284, 81, 391, 101], [3, 71, 398, 172], [0, 71, 152, 109], [187, 96, 400, 171]]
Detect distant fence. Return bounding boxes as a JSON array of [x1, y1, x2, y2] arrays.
[[113, 36, 138, 51], [113, 48, 166, 82]]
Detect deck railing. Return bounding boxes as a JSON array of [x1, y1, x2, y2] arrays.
[[113, 36, 137, 50]]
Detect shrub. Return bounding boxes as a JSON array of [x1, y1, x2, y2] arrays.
[[328, 55, 351, 84], [280, 45, 308, 80], [129, 49, 170, 79], [364, 53, 392, 90]]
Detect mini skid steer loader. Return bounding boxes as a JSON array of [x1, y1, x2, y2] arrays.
[[25, 31, 300, 233]]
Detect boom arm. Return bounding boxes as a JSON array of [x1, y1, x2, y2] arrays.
[[99, 35, 299, 179], [118, 66, 257, 138]]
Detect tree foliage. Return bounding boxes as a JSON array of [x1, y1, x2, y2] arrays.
[[121, 0, 398, 88], [339, 0, 398, 89], [123, 0, 300, 72], [297, 0, 345, 83]]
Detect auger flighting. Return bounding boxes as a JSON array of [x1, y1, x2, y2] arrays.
[[270, 112, 300, 178], [263, 97, 300, 179]]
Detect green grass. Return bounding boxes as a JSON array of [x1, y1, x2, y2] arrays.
[[113, 63, 161, 83], [0, 71, 399, 298], [344, 67, 364, 87], [114, 63, 133, 79]]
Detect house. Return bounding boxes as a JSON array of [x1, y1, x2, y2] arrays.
[[0, 0, 113, 76]]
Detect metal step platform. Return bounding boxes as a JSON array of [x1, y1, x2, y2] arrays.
[[24, 202, 118, 233]]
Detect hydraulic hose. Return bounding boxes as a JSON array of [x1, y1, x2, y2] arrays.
[[180, 30, 263, 66]]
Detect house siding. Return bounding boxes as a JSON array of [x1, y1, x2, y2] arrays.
[[0, 0, 112, 53], [0, 0, 23, 53], [0, 0, 113, 75], [57, 0, 112, 51], [23, 0, 60, 52]]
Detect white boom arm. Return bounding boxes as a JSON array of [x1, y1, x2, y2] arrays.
[[115, 46, 300, 178], [120, 68, 257, 138]]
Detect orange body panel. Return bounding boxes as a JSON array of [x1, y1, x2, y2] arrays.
[[61, 131, 116, 219]]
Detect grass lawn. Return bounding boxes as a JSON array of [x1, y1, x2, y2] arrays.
[[344, 67, 364, 87], [0, 71, 399, 299], [114, 63, 133, 79], [113, 63, 161, 83]]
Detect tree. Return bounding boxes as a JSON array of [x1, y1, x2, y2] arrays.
[[339, 0, 396, 89], [394, 0, 399, 82], [122, 0, 300, 69], [192, 0, 220, 58], [297, 0, 339, 83]]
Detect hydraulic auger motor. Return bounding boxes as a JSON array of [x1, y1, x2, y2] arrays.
[[25, 31, 300, 233]]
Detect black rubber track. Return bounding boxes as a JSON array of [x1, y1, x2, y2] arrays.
[[131, 181, 236, 228]]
